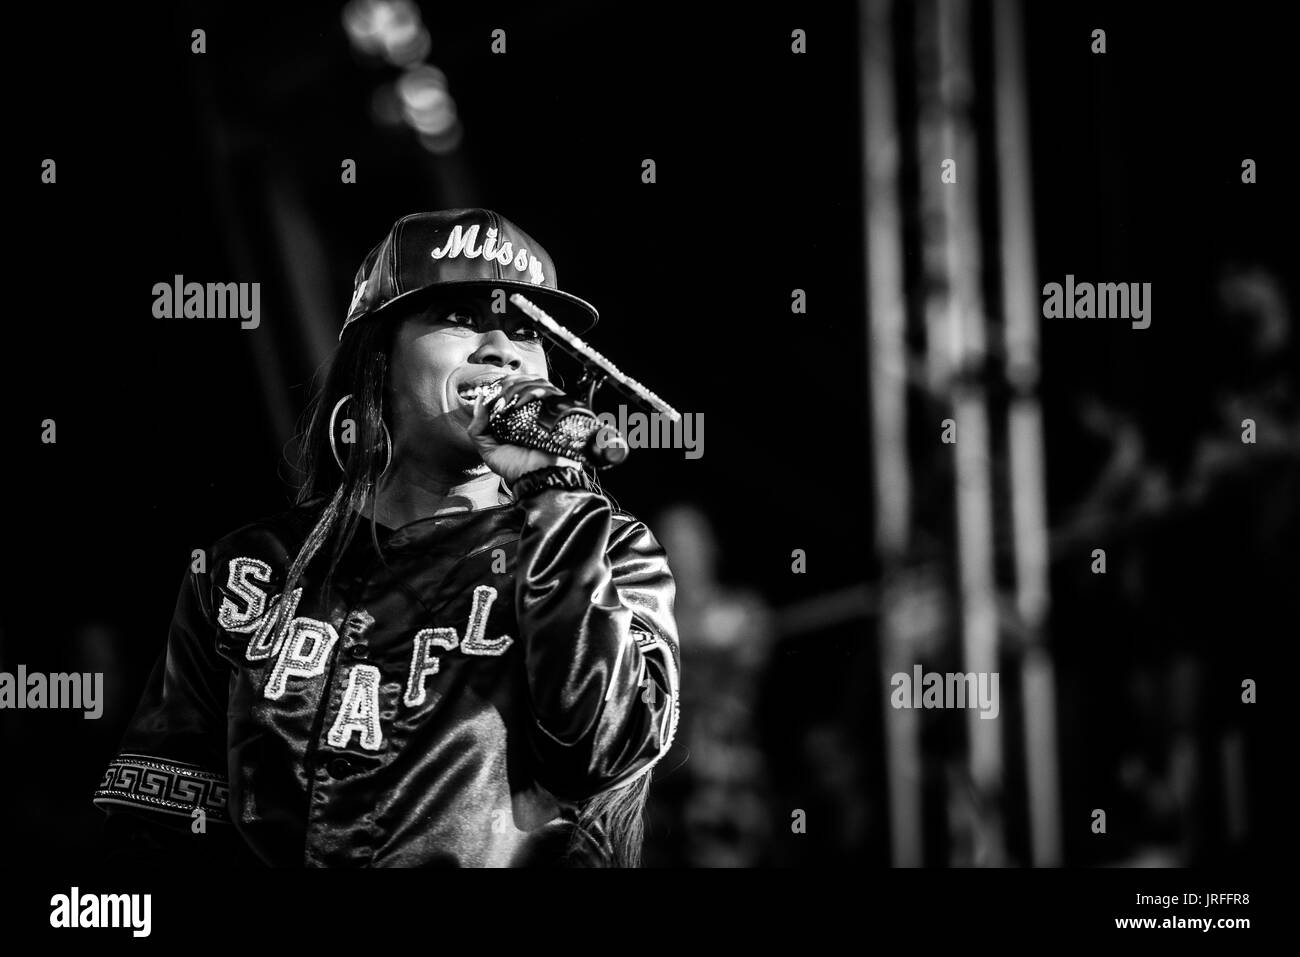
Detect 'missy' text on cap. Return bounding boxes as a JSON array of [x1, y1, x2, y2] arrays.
[[430, 224, 545, 284]]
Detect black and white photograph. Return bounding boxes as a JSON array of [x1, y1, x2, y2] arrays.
[[1, 0, 1288, 940]]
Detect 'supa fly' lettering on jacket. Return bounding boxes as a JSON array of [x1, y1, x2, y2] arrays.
[[94, 487, 680, 867]]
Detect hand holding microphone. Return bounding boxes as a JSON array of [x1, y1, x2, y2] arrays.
[[468, 293, 677, 481], [467, 373, 627, 482]]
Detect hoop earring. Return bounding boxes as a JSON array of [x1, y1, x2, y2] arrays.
[[328, 394, 393, 479]]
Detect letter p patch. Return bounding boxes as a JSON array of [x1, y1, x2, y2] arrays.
[[264, 618, 339, 700]]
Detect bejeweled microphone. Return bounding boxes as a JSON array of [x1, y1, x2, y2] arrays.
[[485, 294, 681, 469]]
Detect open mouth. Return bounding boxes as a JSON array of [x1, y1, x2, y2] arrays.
[[456, 375, 507, 405]]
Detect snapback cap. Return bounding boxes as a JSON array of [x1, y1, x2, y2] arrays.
[[340, 208, 599, 340]]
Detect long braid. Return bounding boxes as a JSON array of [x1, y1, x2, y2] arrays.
[[261, 483, 347, 654], [565, 773, 653, 867], [278, 317, 395, 645]]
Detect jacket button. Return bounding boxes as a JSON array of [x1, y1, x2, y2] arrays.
[[346, 644, 370, 660], [327, 758, 353, 779]]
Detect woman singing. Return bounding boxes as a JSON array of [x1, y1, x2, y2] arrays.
[[95, 209, 681, 867]]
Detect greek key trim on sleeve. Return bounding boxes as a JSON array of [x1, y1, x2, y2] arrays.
[[633, 629, 681, 757], [93, 753, 230, 822]]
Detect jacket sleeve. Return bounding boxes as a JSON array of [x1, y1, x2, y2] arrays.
[[515, 485, 681, 802], [94, 560, 237, 860]]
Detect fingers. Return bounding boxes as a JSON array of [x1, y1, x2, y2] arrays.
[[467, 374, 565, 460], [467, 391, 492, 439], [494, 374, 563, 414]]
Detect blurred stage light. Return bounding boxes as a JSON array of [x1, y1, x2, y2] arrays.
[[418, 127, 464, 155], [342, 0, 431, 67], [397, 65, 458, 136]]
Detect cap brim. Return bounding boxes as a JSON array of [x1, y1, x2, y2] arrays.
[[339, 280, 599, 342]]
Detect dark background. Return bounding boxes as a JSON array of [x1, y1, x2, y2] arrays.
[[2, 0, 1291, 867]]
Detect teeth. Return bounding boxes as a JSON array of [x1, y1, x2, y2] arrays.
[[459, 379, 505, 401]]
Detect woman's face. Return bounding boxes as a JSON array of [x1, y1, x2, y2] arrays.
[[387, 293, 550, 468]]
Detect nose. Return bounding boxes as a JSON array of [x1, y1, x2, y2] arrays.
[[468, 329, 523, 372]]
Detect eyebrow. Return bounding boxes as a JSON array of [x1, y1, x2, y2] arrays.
[[426, 308, 541, 336]]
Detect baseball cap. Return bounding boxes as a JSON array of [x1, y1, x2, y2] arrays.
[[339, 209, 599, 341]]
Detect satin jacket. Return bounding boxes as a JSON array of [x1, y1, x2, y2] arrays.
[[93, 484, 680, 867]]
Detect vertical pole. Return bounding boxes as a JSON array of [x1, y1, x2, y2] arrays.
[[993, 0, 1063, 867], [919, 0, 1005, 865], [861, 0, 922, 867]]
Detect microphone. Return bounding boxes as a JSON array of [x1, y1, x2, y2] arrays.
[[487, 393, 628, 468], [488, 292, 682, 470]]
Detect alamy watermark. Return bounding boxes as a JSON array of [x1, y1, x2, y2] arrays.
[[50, 888, 151, 937], [0, 665, 103, 719], [1042, 274, 1151, 329], [152, 274, 261, 329], [890, 665, 999, 719], [593, 405, 704, 460]]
